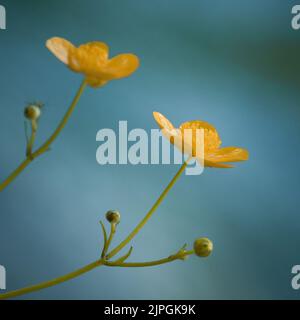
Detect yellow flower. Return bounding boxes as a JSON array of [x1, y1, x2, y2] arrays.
[[46, 37, 139, 88], [153, 112, 249, 168]]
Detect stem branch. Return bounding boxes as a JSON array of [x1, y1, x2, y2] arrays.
[[0, 80, 87, 192], [103, 223, 116, 258], [105, 250, 194, 268]]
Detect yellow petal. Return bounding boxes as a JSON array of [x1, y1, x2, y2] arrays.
[[153, 112, 175, 131], [204, 160, 234, 168], [69, 42, 109, 75], [153, 112, 181, 147], [78, 42, 109, 63], [46, 37, 75, 65], [85, 41, 109, 58], [179, 120, 221, 155], [104, 54, 140, 79], [86, 76, 108, 88], [207, 147, 249, 163], [180, 120, 217, 133]]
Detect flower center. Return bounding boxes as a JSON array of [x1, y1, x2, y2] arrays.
[[180, 121, 221, 155]]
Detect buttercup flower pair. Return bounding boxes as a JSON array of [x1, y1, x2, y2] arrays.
[[0, 36, 249, 300], [46, 38, 249, 168]]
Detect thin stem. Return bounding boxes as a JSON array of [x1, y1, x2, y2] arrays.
[[103, 223, 116, 258], [0, 80, 87, 192], [0, 159, 32, 192], [100, 221, 108, 258], [26, 120, 37, 158], [0, 248, 195, 299], [24, 121, 30, 145], [113, 246, 133, 264], [0, 260, 103, 300], [106, 159, 190, 260], [32, 80, 87, 159], [105, 250, 195, 268]]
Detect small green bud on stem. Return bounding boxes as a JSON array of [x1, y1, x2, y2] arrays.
[[194, 238, 213, 257], [106, 210, 121, 224], [24, 105, 41, 121]]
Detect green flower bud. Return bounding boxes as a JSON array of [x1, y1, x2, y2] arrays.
[[193, 238, 213, 257], [24, 105, 41, 120], [106, 210, 121, 224]]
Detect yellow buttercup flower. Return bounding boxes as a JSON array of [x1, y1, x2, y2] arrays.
[[153, 112, 249, 168], [46, 37, 140, 88]]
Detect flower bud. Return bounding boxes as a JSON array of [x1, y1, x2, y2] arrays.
[[106, 210, 121, 224], [193, 238, 213, 257], [24, 104, 41, 120]]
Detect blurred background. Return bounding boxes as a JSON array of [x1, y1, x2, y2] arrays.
[[0, 0, 300, 299]]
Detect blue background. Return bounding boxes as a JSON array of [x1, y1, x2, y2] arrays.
[[0, 0, 300, 299]]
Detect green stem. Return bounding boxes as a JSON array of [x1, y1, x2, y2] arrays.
[[106, 160, 190, 260], [0, 248, 194, 299], [26, 120, 37, 158], [0, 260, 103, 300], [0, 159, 32, 192], [100, 221, 108, 258], [32, 80, 87, 159], [103, 223, 116, 258], [105, 250, 195, 268], [0, 80, 87, 192], [0, 130, 191, 298]]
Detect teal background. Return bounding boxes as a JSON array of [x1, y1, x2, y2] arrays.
[[1, 0, 300, 299]]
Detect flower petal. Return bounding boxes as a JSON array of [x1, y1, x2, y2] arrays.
[[85, 41, 109, 59], [104, 54, 140, 79], [86, 76, 108, 88], [207, 147, 249, 163], [153, 112, 175, 131], [68, 41, 109, 75], [46, 37, 75, 65], [204, 160, 234, 168], [179, 120, 221, 156], [179, 120, 217, 133], [153, 112, 183, 149], [78, 42, 109, 64]]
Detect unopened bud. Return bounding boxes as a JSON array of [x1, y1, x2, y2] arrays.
[[194, 238, 213, 257], [106, 210, 121, 224], [24, 104, 41, 120]]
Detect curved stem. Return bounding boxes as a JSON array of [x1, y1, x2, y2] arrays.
[[103, 223, 116, 258], [0, 79, 87, 192], [105, 250, 195, 268], [32, 80, 87, 159], [0, 248, 195, 299], [100, 221, 108, 258], [106, 159, 190, 260], [0, 260, 103, 300]]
